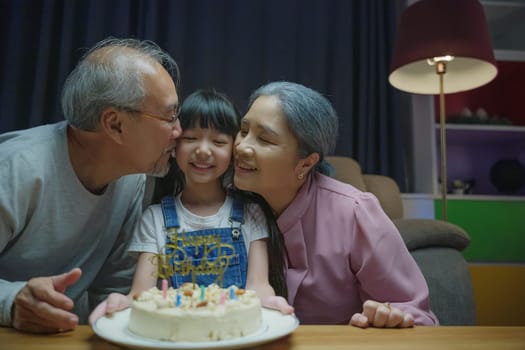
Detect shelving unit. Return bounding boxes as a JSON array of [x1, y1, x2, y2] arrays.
[[405, 46, 525, 326], [435, 124, 525, 197], [405, 50, 525, 209], [431, 49, 525, 231], [434, 50, 525, 196]]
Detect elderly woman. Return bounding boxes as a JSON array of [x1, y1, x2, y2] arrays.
[[233, 81, 438, 328]]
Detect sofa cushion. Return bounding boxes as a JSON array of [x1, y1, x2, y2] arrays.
[[325, 156, 367, 191], [363, 174, 403, 220], [410, 247, 476, 325], [393, 218, 471, 251]]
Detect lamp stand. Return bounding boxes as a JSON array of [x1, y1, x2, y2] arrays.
[[436, 61, 447, 222]]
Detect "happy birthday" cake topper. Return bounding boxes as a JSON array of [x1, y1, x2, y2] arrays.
[[151, 227, 236, 288]]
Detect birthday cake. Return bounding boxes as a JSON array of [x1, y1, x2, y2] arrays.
[[128, 283, 262, 342]]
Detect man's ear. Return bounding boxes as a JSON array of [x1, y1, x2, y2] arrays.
[[296, 152, 320, 177], [99, 108, 124, 144]]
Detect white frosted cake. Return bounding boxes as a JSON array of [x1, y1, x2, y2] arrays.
[[128, 283, 262, 342]]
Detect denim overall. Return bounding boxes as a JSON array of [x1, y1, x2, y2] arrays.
[[160, 195, 248, 288]]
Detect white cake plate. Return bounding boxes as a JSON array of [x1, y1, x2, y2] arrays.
[[93, 307, 299, 350]]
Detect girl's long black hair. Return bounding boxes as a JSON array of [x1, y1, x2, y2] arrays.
[[228, 188, 288, 299]]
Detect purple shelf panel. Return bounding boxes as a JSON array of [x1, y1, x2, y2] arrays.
[[435, 126, 525, 196]]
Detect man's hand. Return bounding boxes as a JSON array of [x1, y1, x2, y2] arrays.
[[12, 268, 82, 333], [350, 300, 414, 328], [88, 293, 131, 326]]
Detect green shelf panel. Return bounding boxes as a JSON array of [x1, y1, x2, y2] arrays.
[[435, 199, 525, 262]]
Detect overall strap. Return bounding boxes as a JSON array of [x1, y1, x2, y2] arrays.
[[230, 196, 245, 224], [229, 196, 244, 240], [161, 195, 180, 229]]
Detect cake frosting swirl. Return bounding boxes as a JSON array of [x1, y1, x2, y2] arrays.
[[128, 283, 262, 342]]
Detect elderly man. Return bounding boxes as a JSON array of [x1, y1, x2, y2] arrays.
[[0, 37, 182, 333]]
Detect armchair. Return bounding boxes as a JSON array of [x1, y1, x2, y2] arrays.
[[325, 156, 476, 325]]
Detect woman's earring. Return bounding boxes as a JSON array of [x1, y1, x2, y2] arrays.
[[298, 173, 304, 180]]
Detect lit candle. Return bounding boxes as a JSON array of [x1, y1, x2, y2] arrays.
[[219, 291, 226, 305], [176, 291, 181, 307], [162, 279, 168, 299]]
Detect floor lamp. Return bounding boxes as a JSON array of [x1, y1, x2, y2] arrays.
[[388, 0, 497, 221]]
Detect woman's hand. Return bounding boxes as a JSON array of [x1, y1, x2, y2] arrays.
[[88, 293, 132, 326], [261, 295, 295, 315], [350, 300, 414, 328]]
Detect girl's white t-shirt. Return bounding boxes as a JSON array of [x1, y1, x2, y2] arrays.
[[129, 194, 268, 255]]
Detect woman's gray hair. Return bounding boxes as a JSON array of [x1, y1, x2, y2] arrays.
[[61, 37, 180, 131], [248, 81, 338, 175]]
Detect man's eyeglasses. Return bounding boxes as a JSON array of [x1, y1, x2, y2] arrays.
[[128, 108, 180, 125]]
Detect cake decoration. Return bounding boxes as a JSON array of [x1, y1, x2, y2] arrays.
[[128, 284, 262, 341], [151, 227, 237, 287]]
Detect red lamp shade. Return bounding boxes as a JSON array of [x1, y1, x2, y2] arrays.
[[389, 0, 498, 94]]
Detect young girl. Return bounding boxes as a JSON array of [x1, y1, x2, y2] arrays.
[[89, 89, 292, 323]]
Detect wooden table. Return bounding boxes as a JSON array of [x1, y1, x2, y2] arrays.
[[1, 325, 525, 350]]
